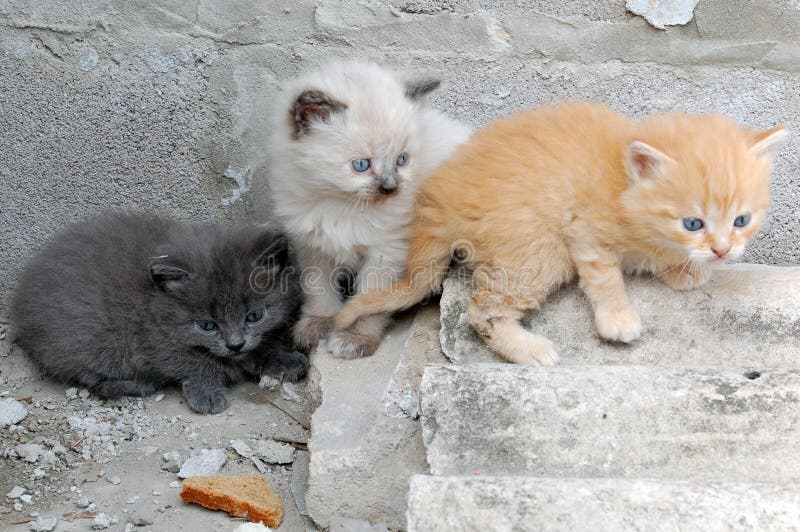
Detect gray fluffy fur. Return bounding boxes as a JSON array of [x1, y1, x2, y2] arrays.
[[11, 212, 306, 414]]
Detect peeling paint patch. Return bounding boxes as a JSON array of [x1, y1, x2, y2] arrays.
[[221, 166, 251, 206], [486, 18, 511, 49], [144, 51, 175, 74], [79, 48, 99, 71], [3, 37, 29, 60], [626, 0, 700, 30]]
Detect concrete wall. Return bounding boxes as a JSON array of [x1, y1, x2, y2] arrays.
[[2, 0, 799, 315]]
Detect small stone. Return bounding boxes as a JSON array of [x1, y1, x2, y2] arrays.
[[78, 389, 91, 400], [32, 469, 45, 480], [7, 486, 25, 499], [252, 439, 294, 465], [92, 512, 111, 529], [75, 497, 91, 508], [233, 523, 272, 532], [15, 443, 45, 463], [151, 489, 162, 496], [177, 449, 227, 478], [14, 502, 23, 512], [281, 382, 303, 403], [65, 388, 78, 400], [258, 375, 280, 390], [107, 476, 121, 485], [169, 481, 181, 488], [20, 494, 32, 504], [126, 496, 139, 505], [124, 524, 134, 532], [230, 439, 253, 459], [0, 398, 28, 426], [154, 394, 164, 402], [30, 516, 58, 532]]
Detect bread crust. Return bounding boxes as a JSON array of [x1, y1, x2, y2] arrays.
[[180, 474, 283, 527]]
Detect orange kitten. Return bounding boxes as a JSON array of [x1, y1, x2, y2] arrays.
[[334, 101, 787, 364]]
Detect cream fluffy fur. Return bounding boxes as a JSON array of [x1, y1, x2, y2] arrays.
[[268, 60, 471, 358]]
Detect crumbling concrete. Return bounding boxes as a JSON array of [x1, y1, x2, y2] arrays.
[[306, 306, 445, 530], [440, 264, 800, 365], [408, 476, 800, 531], [420, 364, 800, 481]]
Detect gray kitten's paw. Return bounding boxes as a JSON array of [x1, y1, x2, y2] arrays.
[[327, 328, 381, 359], [183, 384, 231, 414], [293, 314, 334, 351], [263, 350, 309, 382]]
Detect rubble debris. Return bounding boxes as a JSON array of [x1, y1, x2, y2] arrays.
[[0, 397, 28, 426], [177, 449, 228, 479]]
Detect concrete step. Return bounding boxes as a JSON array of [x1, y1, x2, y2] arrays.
[[305, 306, 445, 530], [420, 364, 800, 481], [440, 264, 800, 365], [407, 475, 800, 531]]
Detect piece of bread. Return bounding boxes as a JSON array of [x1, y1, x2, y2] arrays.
[[180, 474, 283, 527]]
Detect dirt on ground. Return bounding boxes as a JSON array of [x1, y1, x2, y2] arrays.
[[0, 322, 315, 532]]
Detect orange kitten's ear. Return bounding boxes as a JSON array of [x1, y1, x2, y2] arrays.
[[750, 125, 789, 165], [625, 141, 675, 182]]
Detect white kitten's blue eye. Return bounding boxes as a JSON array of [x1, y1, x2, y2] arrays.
[[246, 309, 265, 323], [396, 153, 409, 167], [352, 159, 370, 172], [196, 320, 217, 332], [734, 214, 751, 228], [682, 218, 704, 231]]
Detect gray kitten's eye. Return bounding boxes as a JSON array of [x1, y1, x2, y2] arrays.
[[396, 153, 409, 167], [352, 158, 370, 172], [196, 320, 217, 332], [246, 309, 265, 323]]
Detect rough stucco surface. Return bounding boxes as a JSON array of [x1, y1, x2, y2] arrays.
[[1, 0, 800, 315]]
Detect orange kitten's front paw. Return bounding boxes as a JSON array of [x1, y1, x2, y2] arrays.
[[293, 314, 334, 351], [662, 263, 712, 291], [594, 304, 642, 343], [326, 328, 381, 359]]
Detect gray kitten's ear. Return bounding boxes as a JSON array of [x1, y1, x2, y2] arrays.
[[253, 234, 288, 272], [149, 259, 191, 291], [405, 77, 441, 101], [290, 89, 347, 138]]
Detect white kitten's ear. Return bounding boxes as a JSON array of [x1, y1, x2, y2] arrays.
[[626, 141, 675, 182], [405, 77, 441, 101], [149, 259, 191, 291], [750, 125, 789, 165], [290, 90, 347, 139]]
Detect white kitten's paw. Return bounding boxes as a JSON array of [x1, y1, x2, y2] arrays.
[[293, 314, 334, 351], [594, 304, 642, 343], [662, 264, 712, 291], [327, 328, 381, 359]]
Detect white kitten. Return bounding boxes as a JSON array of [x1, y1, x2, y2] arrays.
[[267, 60, 471, 358]]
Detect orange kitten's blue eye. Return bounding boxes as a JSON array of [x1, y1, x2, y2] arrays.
[[352, 159, 370, 172], [682, 218, 704, 231], [246, 309, 265, 323], [196, 320, 217, 332], [396, 153, 409, 167], [734, 214, 751, 228]]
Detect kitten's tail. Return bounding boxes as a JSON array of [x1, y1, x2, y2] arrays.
[[335, 225, 453, 329]]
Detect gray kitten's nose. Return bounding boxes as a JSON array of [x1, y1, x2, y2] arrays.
[[226, 342, 245, 352]]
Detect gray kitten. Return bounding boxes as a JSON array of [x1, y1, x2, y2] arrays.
[[10, 212, 307, 414]]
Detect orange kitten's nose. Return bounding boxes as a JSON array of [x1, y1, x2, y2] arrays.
[[712, 246, 731, 259]]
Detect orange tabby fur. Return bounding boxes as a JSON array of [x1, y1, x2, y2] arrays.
[[335, 101, 787, 364]]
